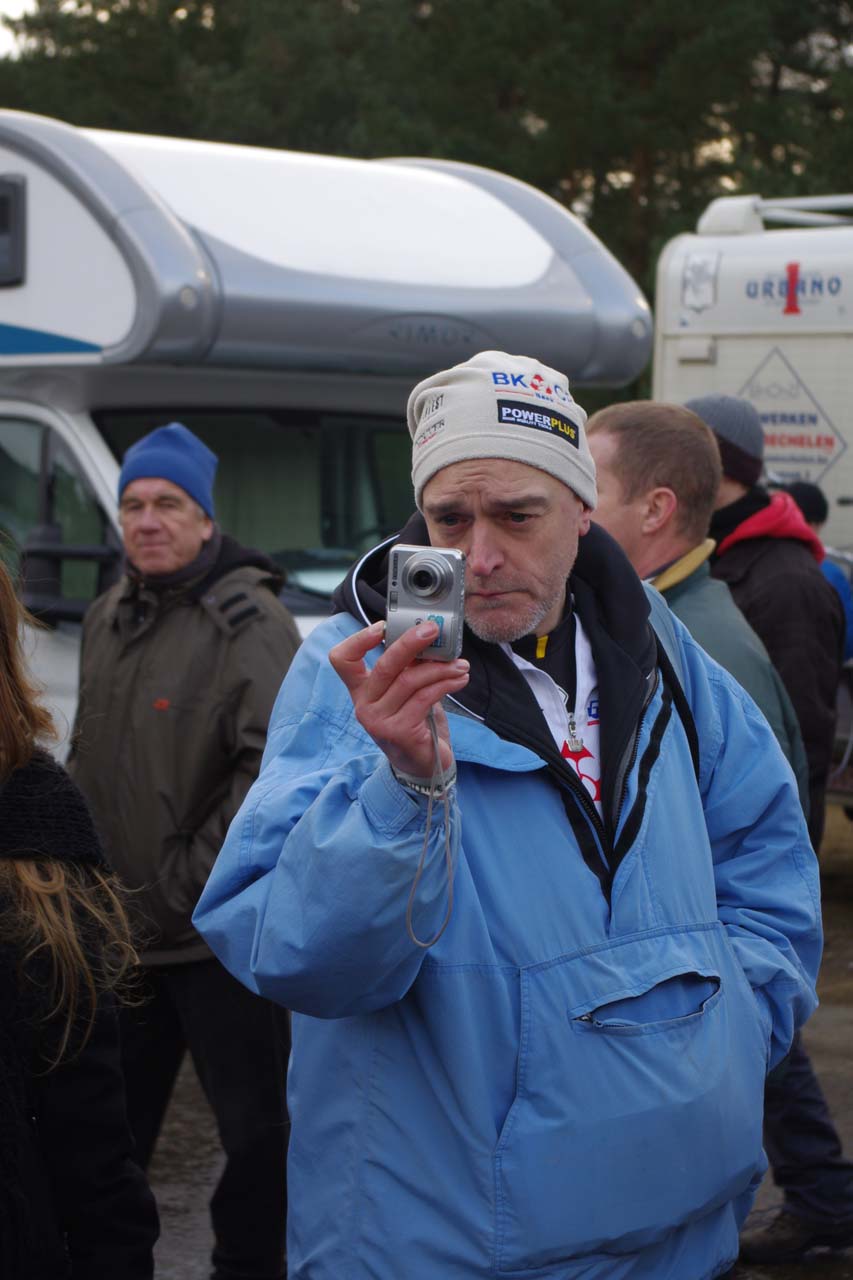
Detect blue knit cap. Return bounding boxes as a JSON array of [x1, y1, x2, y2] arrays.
[[118, 423, 217, 517]]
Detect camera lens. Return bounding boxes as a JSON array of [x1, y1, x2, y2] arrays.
[[411, 567, 438, 592], [402, 553, 451, 599]]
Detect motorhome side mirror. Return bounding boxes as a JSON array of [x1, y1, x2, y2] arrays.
[[21, 523, 120, 624]]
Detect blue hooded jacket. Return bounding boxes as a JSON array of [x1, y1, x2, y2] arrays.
[[194, 522, 821, 1280]]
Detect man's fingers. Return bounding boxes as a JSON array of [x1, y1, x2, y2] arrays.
[[330, 620, 450, 699], [370, 622, 448, 690], [329, 618, 470, 777], [329, 621, 386, 692], [368, 669, 469, 778], [367, 652, 470, 721], [363, 620, 469, 718]]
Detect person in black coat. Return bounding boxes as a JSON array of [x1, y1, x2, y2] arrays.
[[687, 395, 853, 1266], [688, 394, 844, 852], [0, 557, 158, 1279]]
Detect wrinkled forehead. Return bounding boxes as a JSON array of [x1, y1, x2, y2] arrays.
[[422, 456, 575, 512], [120, 476, 195, 505]]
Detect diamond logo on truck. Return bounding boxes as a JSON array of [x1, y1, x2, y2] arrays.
[[738, 346, 846, 484]]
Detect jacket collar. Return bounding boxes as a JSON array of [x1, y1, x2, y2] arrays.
[[651, 539, 715, 594], [715, 491, 824, 562]]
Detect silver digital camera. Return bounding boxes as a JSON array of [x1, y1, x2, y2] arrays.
[[385, 544, 466, 661]]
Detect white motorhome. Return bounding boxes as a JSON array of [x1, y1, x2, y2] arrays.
[[0, 109, 652, 752], [654, 194, 853, 551]]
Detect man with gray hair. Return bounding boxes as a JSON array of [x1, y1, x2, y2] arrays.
[[195, 353, 820, 1280]]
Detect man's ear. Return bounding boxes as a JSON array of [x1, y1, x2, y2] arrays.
[[578, 504, 593, 536], [641, 488, 677, 535]]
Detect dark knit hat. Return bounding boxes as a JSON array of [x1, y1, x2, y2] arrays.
[[118, 422, 218, 517], [787, 480, 829, 526], [684, 395, 764, 487]]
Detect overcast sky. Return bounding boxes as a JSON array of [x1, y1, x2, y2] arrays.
[[0, 0, 32, 57]]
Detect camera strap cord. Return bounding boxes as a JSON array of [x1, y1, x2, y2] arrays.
[[399, 706, 456, 949]]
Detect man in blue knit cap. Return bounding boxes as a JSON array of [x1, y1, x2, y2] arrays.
[[70, 422, 300, 1280], [115, 422, 219, 575]]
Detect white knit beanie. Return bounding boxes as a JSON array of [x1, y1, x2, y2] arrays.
[[408, 351, 596, 510]]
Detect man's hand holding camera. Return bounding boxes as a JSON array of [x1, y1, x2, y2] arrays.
[[329, 620, 470, 779]]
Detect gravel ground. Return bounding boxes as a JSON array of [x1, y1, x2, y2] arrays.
[[148, 808, 853, 1279], [149, 1062, 221, 1279]]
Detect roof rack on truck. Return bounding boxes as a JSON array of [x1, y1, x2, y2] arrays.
[[697, 194, 853, 235]]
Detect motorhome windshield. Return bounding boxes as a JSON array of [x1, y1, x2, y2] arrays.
[[97, 409, 413, 593]]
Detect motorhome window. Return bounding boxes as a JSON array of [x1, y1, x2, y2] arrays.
[[97, 410, 411, 595], [0, 417, 42, 571], [49, 437, 111, 601], [0, 175, 25, 286]]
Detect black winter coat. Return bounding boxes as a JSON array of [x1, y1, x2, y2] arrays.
[[711, 492, 844, 848], [0, 753, 158, 1279]]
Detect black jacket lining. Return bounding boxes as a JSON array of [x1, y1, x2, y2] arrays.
[[613, 688, 674, 865], [656, 639, 700, 781]]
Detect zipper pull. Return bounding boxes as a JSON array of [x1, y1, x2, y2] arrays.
[[566, 713, 584, 753]]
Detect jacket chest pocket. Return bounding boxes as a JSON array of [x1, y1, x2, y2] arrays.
[[493, 923, 768, 1271]]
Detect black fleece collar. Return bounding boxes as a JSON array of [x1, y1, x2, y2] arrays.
[[121, 534, 284, 605], [709, 487, 770, 554]]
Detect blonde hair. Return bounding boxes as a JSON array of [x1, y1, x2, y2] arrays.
[[0, 557, 138, 1068], [0, 859, 138, 1068]]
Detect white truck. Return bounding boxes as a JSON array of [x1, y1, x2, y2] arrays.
[[654, 194, 853, 801], [0, 109, 652, 752], [654, 193, 853, 550]]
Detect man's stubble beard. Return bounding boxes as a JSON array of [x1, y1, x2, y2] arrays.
[[464, 587, 565, 646]]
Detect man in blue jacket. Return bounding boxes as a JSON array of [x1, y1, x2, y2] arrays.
[[194, 351, 821, 1280]]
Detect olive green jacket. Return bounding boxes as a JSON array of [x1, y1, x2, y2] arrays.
[[654, 541, 810, 816], [69, 542, 301, 964]]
